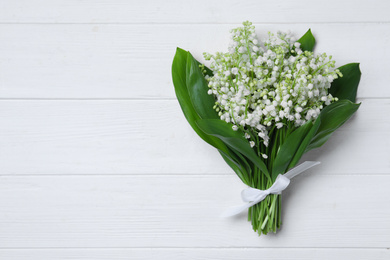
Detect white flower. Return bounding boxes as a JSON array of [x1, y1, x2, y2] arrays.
[[262, 154, 268, 159], [204, 21, 339, 144], [250, 141, 255, 147], [238, 46, 246, 53]]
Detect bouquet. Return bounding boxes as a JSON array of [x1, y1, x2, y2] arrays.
[[171, 21, 361, 235]]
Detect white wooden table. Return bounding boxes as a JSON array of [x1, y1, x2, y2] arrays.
[[0, 1, 389, 259]]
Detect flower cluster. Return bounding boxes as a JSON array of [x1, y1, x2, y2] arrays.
[[203, 21, 341, 147]]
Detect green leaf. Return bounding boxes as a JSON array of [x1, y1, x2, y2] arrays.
[[306, 100, 361, 152], [297, 29, 315, 52], [272, 120, 313, 180], [288, 116, 321, 168], [219, 150, 250, 185], [329, 63, 361, 103], [172, 48, 211, 144], [172, 48, 249, 180], [196, 119, 270, 179], [186, 52, 218, 120], [172, 48, 227, 149]]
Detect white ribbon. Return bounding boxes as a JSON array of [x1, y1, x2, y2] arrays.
[[221, 161, 320, 218]]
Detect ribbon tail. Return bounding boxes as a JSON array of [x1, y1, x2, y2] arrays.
[[220, 201, 257, 218], [283, 161, 320, 179]]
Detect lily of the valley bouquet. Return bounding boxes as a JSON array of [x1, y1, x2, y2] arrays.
[[172, 21, 361, 235]]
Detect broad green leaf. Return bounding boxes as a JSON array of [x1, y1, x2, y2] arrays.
[[172, 48, 214, 146], [172, 48, 229, 150], [219, 150, 250, 185], [230, 146, 253, 178], [288, 116, 321, 169], [297, 29, 315, 52], [218, 138, 254, 183], [220, 143, 253, 184], [172, 48, 249, 180], [272, 120, 313, 180], [306, 100, 360, 152], [329, 63, 361, 103], [186, 52, 218, 120], [196, 119, 270, 179]]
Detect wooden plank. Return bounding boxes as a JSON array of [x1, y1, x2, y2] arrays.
[[0, 0, 389, 23], [0, 99, 388, 175], [0, 23, 385, 98], [0, 174, 389, 248], [0, 248, 389, 260]]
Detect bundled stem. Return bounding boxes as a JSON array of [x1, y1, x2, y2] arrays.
[[248, 182, 281, 235], [247, 124, 290, 235]]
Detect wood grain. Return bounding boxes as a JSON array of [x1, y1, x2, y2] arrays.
[[0, 99, 388, 175], [1, 1, 389, 258], [0, 174, 389, 248], [0, 0, 389, 23], [0, 248, 389, 260], [0, 23, 385, 98]]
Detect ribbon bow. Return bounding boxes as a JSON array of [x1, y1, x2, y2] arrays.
[[221, 161, 320, 218]]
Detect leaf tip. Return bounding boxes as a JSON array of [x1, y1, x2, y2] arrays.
[[355, 63, 362, 75], [175, 47, 189, 56]]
